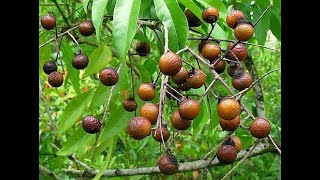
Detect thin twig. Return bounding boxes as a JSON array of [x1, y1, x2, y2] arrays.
[[165, 90, 181, 101], [52, 0, 70, 27], [39, 80, 57, 132], [39, 165, 62, 180], [198, 79, 217, 102], [268, 135, 281, 155], [253, 4, 272, 27], [67, 31, 82, 53]]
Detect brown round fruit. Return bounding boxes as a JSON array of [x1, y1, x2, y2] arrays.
[[140, 103, 159, 125], [122, 97, 137, 112], [136, 42, 150, 56], [43, 60, 57, 75], [185, 9, 201, 27], [232, 71, 253, 91], [219, 115, 240, 131], [185, 69, 206, 89], [198, 40, 210, 53], [217, 97, 241, 120], [48, 71, 64, 87], [99, 67, 119, 86], [202, 7, 219, 23], [178, 99, 200, 120], [201, 43, 221, 60], [159, 52, 182, 75], [171, 111, 192, 130], [234, 23, 254, 41], [226, 10, 245, 29], [72, 53, 89, 70], [152, 125, 170, 142], [210, 58, 226, 74], [227, 62, 242, 77], [177, 82, 191, 91], [41, 14, 56, 30], [226, 43, 248, 61], [217, 145, 237, 164], [171, 67, 188, 84], [128, 116, 151, 140], [249, 117, 271, 138], [158, 154, 178, 175], [79, 20, 95, 36], [137, 83, 155, 101], [82, 115, 101, 134], [230, 136, 242, 153]]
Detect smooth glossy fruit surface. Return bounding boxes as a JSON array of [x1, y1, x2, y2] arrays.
[[178, 99, 200, 120], [79, 20, 95, 36], [219, 115, 240, 131], [99, 67, 119, 86], [171, 111, 192, 130], [152, 125, 170, 142], [185, 69, 206, 89], [226, 10, 245, 29], [171, 67, 188, 84], [210, 58, 226, 74], [82, 115, 101, 134], [249, 117, 271, 138], [140, 103, 159, 125], [41, 14, 56, 30], [122, 97, 137, 112], [137, 83, 155, 101], [231, 136, 242, 153], [217, 145, 237, 164], [72, 53, 89, 69], [43, 60, 57, 75], [128, 117, 151, 140], [202, 7, 219, 23], [234, 23, 254, 41], [201, 43, 221, 60], [217, 98, 241, 120], [159, 52, 182, 75]]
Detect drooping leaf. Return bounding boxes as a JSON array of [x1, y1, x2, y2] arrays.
[[113, 0, 141, 63], [83, 0, 91, 14], [82, 45, 113, 78], [57, 90, 94, 135], [61, 41, 80, 94], [252, 4, 270, 45], [269, 11, 281, 41], [139, 0, 152, 18], [154, 0, 188, 52], [92, 0, 109, 41], [56, 127, 95, 156]]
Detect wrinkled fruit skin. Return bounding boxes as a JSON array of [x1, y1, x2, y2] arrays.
[[234, 23, 254, 41], [231, 136, 242, 153], [158, 154, 178, 175], [226, 10, 245, 29], [159, 52, 182, 75], [48, 71, 63, 87], [178, 99, 200, 120], [185, 70, 206, 89], [82, 115, 101, 134], [171, 111, 192, 130], [138, 83, 155, 101], [232, 71, 253, 91], [41, 14, 56, 30], [72, 53, 89, 70], [171, 67, 188, 84], [219, 116, 240, 131], [226, 43, 248, 61], [227, 62, 242, 77], [202, 7, 219, 23], [185, 9, 201, 27], [79, 20, 95, 36], [43, 60, 57, 75], [140, 103, 159, 125], [99, 67, 119, 86], [217, 145, 237, 164], [152, 125, 170, 142], [201, 43, 221, 60], [210, 58, 226, 74], [136, 42, 150, 56], [217, 98, 241, 120], [249, 117, 271, 138], [128, 117, 151, 140], [122, 98, 137, 112]]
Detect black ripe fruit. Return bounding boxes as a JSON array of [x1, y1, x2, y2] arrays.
[[232, 70, 253, 91], [202, 7, 219, 23], [249, 117, 271, 138], [122, 97, 137, 112], [41, 14, 56, 30], [158, 153, 178, 175], [43, 60, 57, 75], [99, 67, 119, 86], [79, 20, 95, 36], [48, 71, 64, 87], [217, 145, 237, 164], [137, 83, 155, 101], [128, 117, 151, 140], [82, 115, 101, 134], [159, 52, 182, 75], [185, 9, 201, 27], [178, 98, 200, 120], [72, 53, 89, 70], [152, 125, 170, 142], [136, 42, 150, 56]]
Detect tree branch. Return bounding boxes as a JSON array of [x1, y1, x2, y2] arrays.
[[39, 165, 62, 180], [39, 25, 79, 48]]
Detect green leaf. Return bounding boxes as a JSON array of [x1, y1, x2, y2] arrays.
[[39, 35, 52, 74], [82, 45, 113, 78], [92, 0, 109, 41], [106, 0, 117, 14], [252, 4, 270, 45], [139, 0, 152, 18], [83, 0, 91, 14], [56, 127, 95, 156], [113, 0, 141, 64], [93, 137, 116, 180], [178, 0, 207, 27], [57, 90, 94, 135], [61, 41, 80, 94], [212, 23, 226, 40], [154, 0, 188, 52], [88, 83, 110, 110], [92, 138, 112, 157], [269, 11, 281, 41]]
